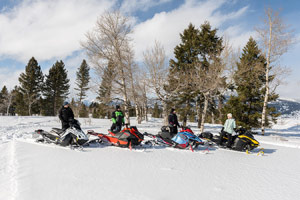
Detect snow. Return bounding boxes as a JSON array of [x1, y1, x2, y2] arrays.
[[1, 116, 300, 200]]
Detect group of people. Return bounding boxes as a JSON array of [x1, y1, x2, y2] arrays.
[[58, 102, 125, 133], [58, 103, 236, 147], [167, 108, 237, 148]]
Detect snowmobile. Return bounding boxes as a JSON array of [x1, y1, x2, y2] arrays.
[[87, 125, 144, 149], [35, 119, 89, 148], [199, 127, 260, 151], [144, 126, 204, 151]]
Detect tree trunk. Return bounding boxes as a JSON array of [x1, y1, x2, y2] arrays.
[[218, 95, 223, 123], [261, 19, 272, 136], [28, 96, 32, 116], [200, 94, 209, 133], [144, 105, 148, 122], [162, 101, 168, 126], [136, 105, 142, 124], [211, 112, 215, 124], [120, 68, 130, 124], [196, 97, 202, 128], [6, 94, 12, 115]]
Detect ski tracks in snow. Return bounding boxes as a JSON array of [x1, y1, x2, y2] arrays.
[[0, 140, 19, 200]]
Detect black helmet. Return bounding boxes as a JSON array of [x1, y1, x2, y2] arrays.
[[116, 105, 120, 109]]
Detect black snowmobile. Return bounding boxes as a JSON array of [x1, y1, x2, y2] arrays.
[[199, 127, 259, 151], [35, 119, 89, 148]]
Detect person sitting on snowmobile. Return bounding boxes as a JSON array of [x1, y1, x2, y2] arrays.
[[59, 101, 75, 131], [218, 113, 236, 148], [168, 108, 180, 136], [110, 105, 125, 133]]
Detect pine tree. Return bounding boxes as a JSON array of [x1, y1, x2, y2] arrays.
[[0, 86, 8, 102], [152, 102, 161, 118], [14, 87, 27, 116], [43, 61, 70, 116], [96, 60, 116, 118], [223, 37, 278, 129], [196, 21, 224, 131], [78, 103, 89, 118], [75, 60, 90, 103], [0, 86, 8, 113], [168, 23, 201, 125], [98, 60, 115, 104], [18, 57, 44, 115]]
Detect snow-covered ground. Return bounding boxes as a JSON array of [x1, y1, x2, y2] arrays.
[[1, 116, 300, 200]]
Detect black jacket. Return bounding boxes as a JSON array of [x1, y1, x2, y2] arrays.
[[59, 106, 74, 123], [168, 113, 179, 127]]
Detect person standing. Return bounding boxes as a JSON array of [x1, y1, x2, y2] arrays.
[[59, 101, 75, 131], [218, 113, 236, 147], [110, 105, 125, 133], [168, 108, 180, 136]]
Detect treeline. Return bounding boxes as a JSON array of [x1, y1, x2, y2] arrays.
[[0, 8, 292, 133], [0, 58, 89, 117]]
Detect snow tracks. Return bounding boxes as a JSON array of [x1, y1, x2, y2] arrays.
[[0, 140, 19, 200]]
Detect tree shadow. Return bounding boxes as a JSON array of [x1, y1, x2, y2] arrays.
[[264, 125, 300, 138]]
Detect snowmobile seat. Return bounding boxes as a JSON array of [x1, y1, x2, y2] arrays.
[[161, 126, 170, 133], [52, 128, 65, 135], [199, 132, 213, 139], [158, 131, 173, 139]]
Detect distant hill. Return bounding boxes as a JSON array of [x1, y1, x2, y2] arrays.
[[270, 98, 300, 115], [85, 98, 300, 116]]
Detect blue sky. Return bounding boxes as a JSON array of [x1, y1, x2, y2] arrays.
[[0, 0, 299, 100]]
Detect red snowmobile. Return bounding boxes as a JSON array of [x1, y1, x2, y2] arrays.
[[87, 125, 144, 150]]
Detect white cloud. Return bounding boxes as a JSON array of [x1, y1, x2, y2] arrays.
[[222, 25, 256, 49], [131, 0, 249, 61], [0, 0, 115, 62], [0, 66, 23, 90]]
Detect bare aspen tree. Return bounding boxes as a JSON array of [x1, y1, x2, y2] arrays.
[[82, 11, 134, 124], [256, 8, 293, 135], [192, 54, 226, 133], [0, 90, 14, 115], [129, 69, 149, 124], [143, 41, 183, 125]]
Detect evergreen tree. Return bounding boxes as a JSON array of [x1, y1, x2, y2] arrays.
[[98, 60, 115, 104], [18, 57, 44, 115], [78, 103, 89, 118], [223, 37, 278, 129], [43, 60, 70, 116], [0, 86, 8, 113], [168, 23, 201, 125], [14, 87, 27, 116], [195, 21, 224, 130], [96, 60, 116, 118], [90, 102, 108, 118], [0, 86, 8, 102], [198, 21, 223, 69], [152, 102, 161, 118], [75, 59, 90, 102]]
